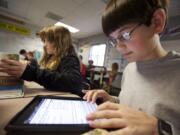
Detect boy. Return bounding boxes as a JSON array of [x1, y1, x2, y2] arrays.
[[83, 0, 180, 135]]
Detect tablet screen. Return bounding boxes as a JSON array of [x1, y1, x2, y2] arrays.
[[25, 99, 97, 124]]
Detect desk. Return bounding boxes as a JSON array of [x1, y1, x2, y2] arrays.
[[0, 81, 78, 135], [24, 81, 71, 97], [0, 97, 33, 135]]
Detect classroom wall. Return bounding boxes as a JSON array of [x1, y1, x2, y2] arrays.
[[0, 20, 43, 56], [0, 30, 43, 53], [78, 44, 91, 65]]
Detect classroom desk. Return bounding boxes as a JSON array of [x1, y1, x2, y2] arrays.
[[0, 81, 77, 135]]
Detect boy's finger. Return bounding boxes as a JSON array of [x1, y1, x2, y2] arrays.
[[91, 92, 98, 103], [98, 102, 120, 110], [87, 91, 96, 102], [83, 94, 88, 100], [87, 110, 122, 120], [89, 118, 125, 129]]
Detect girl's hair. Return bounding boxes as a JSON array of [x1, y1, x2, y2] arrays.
[[102, 0, 170, 36], [37, 25, 76, 70]]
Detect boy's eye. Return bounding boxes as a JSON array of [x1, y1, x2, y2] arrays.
[[117, 32, 130, 42]]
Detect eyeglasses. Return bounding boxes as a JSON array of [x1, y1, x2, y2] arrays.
[[108, 23, 142, 47]]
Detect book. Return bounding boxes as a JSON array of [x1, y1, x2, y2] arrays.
[[0, 76, 24, 99]]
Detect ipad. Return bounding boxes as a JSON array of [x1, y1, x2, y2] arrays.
[[5, 95, 98, 135]]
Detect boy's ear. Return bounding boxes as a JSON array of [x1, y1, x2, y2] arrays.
[[151, 9, 166, 34]]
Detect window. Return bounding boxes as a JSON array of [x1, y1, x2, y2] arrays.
[[89, 44, 106, 66]]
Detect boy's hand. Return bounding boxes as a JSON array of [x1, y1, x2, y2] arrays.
[[83, 89, 113, 103], [0, 59, 27, 78], [87, 102, 158, 135]]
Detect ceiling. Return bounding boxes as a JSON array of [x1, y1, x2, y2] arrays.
[[0, 0, 180, 40]]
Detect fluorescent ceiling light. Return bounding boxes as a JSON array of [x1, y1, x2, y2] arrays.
[[55, 22, 79, 33]]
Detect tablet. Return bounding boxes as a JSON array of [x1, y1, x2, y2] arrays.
[[5, 95, 98, 135]]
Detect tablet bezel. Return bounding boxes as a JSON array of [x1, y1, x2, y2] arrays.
[[5, 95, 97, 134]]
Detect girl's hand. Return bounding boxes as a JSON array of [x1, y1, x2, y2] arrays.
[[0, 59, 28, 78]]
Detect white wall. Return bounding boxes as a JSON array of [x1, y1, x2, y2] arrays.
[[0, 30, 43, 53], [0, 18, 44, 57], [78, 44, 91, 65]]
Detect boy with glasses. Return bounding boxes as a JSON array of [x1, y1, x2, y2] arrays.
[[83, 0, 179, 135]]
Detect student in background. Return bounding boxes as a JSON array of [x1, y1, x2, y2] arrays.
[[26, 51, 38, 67], [19, 49, 28, 60], [0, 26, 82, 96], [83, 0, 179, 135], [103, 62, 119, 93], [86, 60, 95, 70], [108, 62, 119, 86], [86, 60, 95, 84], [79, 55, 86, 80]]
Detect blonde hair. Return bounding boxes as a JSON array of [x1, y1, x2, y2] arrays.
[[37, 25, 76, 70]]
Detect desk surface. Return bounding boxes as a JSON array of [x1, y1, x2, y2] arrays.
[[0, 81, 78, 135], [0, 97, 33, 135]]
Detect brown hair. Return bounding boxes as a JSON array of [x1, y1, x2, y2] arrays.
[[37, 25, 76, 70], [102, 0, 170, 36], [112, 62, 119, 72]]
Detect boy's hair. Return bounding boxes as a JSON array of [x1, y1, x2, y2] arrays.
[[102, 0, 170, 36], [37, 25, 76, 70]]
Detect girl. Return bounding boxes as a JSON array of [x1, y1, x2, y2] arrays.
[[0, 26, 83, 96]]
